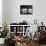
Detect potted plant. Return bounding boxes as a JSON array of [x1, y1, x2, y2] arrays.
[[0, 23, 9, 44]]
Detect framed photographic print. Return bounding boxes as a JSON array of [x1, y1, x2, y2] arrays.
[[20, 5, 33, 15]]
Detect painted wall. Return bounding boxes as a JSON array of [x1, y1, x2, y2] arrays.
[[2, 0, 8, 24], [2, 0, 46, 26], [8, 0, 38, 25]]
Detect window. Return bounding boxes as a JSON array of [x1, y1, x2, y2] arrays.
[[0, 0, 2, 27]]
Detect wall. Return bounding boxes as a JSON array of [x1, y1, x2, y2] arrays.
[[2, 0, 8, 24], [2, 0, 46, 26], [8, 0, 38, 24]]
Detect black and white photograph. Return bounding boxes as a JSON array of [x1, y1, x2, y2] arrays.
[[20, 5, 33, 14]]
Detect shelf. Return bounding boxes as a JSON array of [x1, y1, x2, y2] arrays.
[[10, 32, 15, 33], [10, 32, 23, 33], [9, 25, 31, 26], [16, 32, 23, 33], [9, 25, 31, 36]]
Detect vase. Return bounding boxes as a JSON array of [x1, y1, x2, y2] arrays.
[[0, 38, 5, 44]]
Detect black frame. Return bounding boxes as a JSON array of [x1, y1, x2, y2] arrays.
[[20, 5, 33, 15]]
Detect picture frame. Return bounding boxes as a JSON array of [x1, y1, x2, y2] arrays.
[[20, 5, 33, 15]]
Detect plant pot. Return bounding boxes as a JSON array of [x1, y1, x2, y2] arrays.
[[0, 38, 5, 44]]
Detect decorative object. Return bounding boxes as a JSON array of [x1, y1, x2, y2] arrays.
[[0, 22, 9, 44], [0, 23, 9, 38], [20, 5, 33, 14], [26, 27, 32, 40], [0, 38, 5, 44], [34, 19, 37, 24]]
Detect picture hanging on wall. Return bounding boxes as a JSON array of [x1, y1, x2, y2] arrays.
[[20, 5, 33, 15]]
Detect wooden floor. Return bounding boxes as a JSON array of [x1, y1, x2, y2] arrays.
[[0, 44, 4, 46], [0, 44, 46, 46], [40, 45, 46, 46]]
